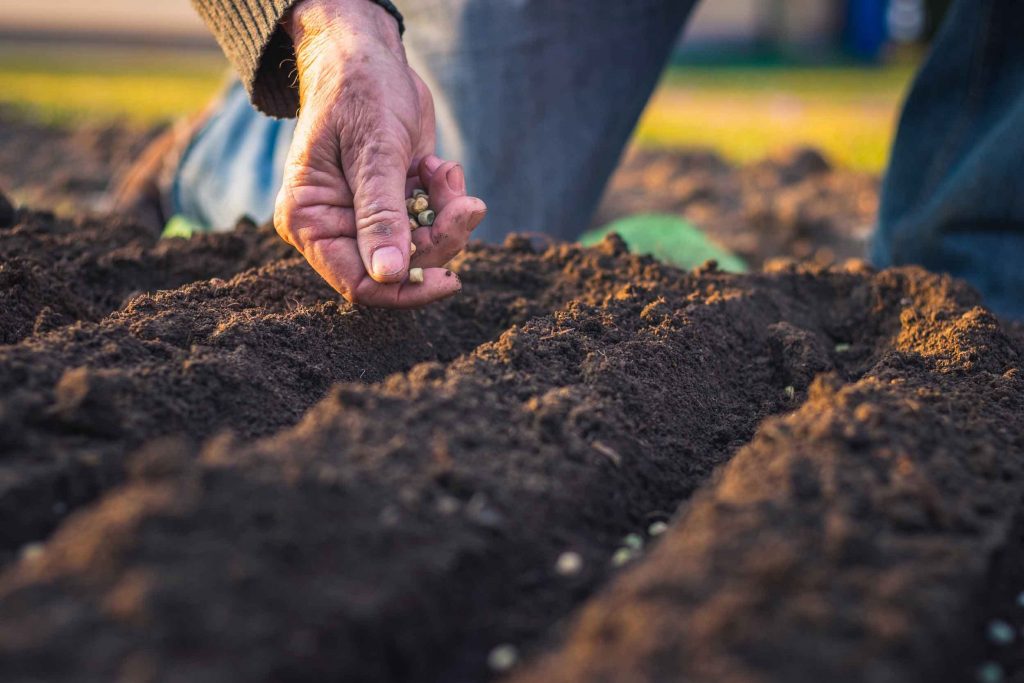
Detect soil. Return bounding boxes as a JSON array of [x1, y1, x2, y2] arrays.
[[1, 118, 1023, 683]]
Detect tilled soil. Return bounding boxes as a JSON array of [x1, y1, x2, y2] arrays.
[[1, 187, 1023, 683]]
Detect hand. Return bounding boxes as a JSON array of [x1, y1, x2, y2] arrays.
[[275, 0, 487, 307]]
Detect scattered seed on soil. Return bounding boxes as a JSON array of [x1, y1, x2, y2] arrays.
[[648, 521, 668, 537], [834, 342, 852, 352], [784, 385, 795, 401], [408, 268, 424, 284], [19, 543, 44, 562], [623, 533, 644, 550], [611, 547, 636, 567], [988, 619, 1015, 645], [977, 662, 1004, 683], [555, 551, 583, 576], [417, 210, 436, 227], [487, 644, 518, 672]]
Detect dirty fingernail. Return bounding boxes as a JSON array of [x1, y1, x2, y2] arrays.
[[446, 165, 466, 193], [371, 246, 404, 278]]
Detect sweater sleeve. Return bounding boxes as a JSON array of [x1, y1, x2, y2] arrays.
[[190, 0, 405, 119]]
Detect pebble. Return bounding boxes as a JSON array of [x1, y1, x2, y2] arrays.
[[648, 521, 668, 537], [988, 619, 1015, 645], [555, 551, 583, 576], [487, 644, 518, 672]]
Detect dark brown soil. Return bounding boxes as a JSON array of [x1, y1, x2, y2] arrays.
[[1, 119, 1023, 683], [0, 108, 160, 215], [595, 146, 880, 267]]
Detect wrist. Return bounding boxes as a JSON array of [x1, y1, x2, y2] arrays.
[[285, 0, 402, 55]]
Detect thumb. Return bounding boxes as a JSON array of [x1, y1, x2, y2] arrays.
[[349, 137, 413, 284]]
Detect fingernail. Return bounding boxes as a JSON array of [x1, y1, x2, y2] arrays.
[[371, 246, 404, 278], [446, 165, 466, 194], [423, 155, 443, 173]]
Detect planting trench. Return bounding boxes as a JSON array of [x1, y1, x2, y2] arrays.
[[0, 196, 1022, 683]]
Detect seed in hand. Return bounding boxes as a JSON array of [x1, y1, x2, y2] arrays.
[[417, 209, 436, 227], [409, 217, 419, 231], [412, 188, 426, 198], [408, 267, 424, 284], [410, 195, 430, 214]]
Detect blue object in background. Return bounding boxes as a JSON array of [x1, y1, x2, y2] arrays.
[[845, 0, 889, 61]]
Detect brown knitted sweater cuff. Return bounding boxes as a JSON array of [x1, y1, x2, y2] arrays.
[[190, 0, 404, 119]]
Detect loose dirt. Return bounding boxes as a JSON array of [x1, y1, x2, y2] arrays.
[[0, 118, 1022, 683]]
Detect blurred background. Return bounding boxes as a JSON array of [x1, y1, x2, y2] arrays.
[[0, 0, 951, 173]]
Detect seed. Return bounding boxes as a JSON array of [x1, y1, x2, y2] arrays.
[[977, 661, 1004, 683], [412, 188, 427, 198], [648, 521, 668, 537], [417, 209, 436, 227], [20, 542, 44, 562], [410, 195, 430, 214], [835, 342, 852, 352], [784, 385, 795, 401], [623, 533, 644, 550], [410, 242, 417, 255], [406, 197, 417, 214], [408, 268, 424, 284], [487, 644, 518, 672], [555, 551, 583, 576], [409, 217, 419, 231], [611, 547, 635, 567], [988, 619, 1015, 645]]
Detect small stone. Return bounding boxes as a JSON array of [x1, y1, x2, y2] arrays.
[[417, 209, 436, 227], [623, 533, 644, 550], [412, 188, 427, 198], [408, 268, 424, 284], [834, 342, 852, 353], [784, 385, 795, 401], [977, 661, 1004, 683], [487, 644, 518, 672], [648, 521, 668, 537], [555, 551, 583, 576], [611, 547, 635, 567], [988, 619, 1015, 645]]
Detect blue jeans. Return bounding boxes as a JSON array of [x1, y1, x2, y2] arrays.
[[173, 0, 1024, 319]]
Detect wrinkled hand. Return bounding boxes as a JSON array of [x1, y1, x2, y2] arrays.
[[276, 0, 486, 307]]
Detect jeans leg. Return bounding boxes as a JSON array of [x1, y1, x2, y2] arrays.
[[400, 0, 697, 241], [170, 81, 296, 231], [872, 0, 1024, 320]]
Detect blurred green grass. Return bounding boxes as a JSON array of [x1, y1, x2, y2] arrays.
[[635, 63, 916, 172], [0, 43, 227, 125], [0, 43, 915, 172]]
